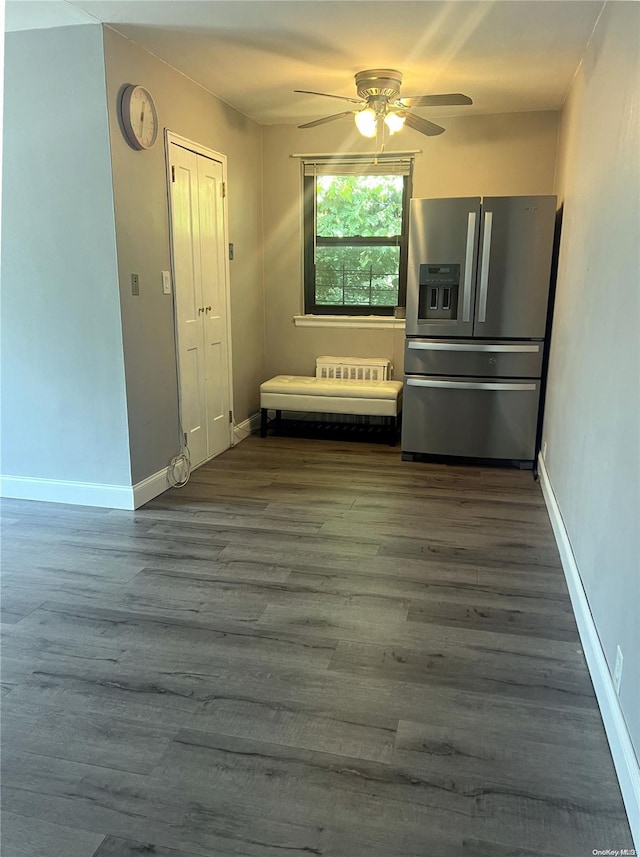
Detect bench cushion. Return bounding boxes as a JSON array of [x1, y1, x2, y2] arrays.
[[261, 375, 402, 399], [260, 375, 403, 418]]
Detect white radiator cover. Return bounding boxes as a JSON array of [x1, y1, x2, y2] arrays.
[[315, 356, 392, 381]]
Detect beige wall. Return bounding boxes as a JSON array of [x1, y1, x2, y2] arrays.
[[262, 111, 559, 379], [1, 25, 132, 487], [543, 2, 639, 759], [103, 27, 265, 483]]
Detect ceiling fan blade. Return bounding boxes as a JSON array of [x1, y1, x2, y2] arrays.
[[298, 111, 354, 129], [294, 89, 364, 104], [399, 93, 473, 108], [401, 111, 446, 136]]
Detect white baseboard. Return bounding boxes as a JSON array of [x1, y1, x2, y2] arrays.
[[538, 453, 639, 848], [132, 466, 170, 509], [232, 412, 261, 446], [2, 465, 179, 512], [0, 474, 135, 510]]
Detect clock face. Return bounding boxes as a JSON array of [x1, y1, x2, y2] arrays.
[[121, 85, 158, 150]]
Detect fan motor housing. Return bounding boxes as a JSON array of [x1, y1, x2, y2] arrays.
[[355, 69, 402, 101]]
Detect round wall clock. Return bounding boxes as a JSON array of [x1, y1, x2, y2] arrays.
[[120, 84, 158, 150]]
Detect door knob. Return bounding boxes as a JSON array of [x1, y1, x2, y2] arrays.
[[206, 306, 212, 312]]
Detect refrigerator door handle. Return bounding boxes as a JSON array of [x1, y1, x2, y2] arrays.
[[462, 212, 476, 323], [407, 342, 540, 353], [407, 378, 537, 392], [477, 210, 493, 323]]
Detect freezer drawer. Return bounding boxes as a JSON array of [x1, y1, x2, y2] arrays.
[[401, 375, 541, 461], [405, 339, 544, 378]]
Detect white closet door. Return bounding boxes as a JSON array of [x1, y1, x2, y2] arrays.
[[170, 142, 232, 469], [169, 144, 207, 468], [197, 154, 231, 460]]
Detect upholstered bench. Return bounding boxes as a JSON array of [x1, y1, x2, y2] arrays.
[[259, 358, 403, 445]]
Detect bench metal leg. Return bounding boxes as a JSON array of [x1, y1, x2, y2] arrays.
[[389, 415, 397, 446], [260, 408, 268, 438]]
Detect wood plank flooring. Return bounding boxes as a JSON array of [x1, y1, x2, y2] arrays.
[[0, 436, 633, 856]]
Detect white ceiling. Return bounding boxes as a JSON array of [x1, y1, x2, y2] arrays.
[[5, 0, 604, 125]]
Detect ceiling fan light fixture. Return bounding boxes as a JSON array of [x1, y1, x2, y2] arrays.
[[296, 70, 470, 138], [384, 111, 406, 134], [355, 107, 377, 137]]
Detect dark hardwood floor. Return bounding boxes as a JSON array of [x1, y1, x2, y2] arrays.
[[0, 436, 633, 856]]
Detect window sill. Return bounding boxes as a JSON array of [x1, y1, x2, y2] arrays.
[[293, 315, 406, 330]]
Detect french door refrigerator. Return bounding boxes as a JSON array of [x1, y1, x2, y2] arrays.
[[401, 196, 556, 466]]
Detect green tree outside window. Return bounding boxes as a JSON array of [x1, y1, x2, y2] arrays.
[[304, 173, 408, 314]]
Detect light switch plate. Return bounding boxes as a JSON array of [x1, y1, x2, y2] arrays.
[[162, 270, 172, 295], [131, 273, 139, 296]]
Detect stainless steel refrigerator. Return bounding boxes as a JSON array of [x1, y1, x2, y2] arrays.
[[401, 196, 556, 466]]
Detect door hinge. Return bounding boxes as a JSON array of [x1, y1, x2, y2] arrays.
[[221, 181, 226, 198], [229, 410, 233, 424], [171, 165, 176, 183]]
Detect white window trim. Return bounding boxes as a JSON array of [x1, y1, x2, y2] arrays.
[[293, 315, 405, 330]]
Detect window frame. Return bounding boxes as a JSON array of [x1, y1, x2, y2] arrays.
[[303, 171, 411, 316]]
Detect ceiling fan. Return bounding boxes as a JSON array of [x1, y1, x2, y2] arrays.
[[295, 69, 472, 138]]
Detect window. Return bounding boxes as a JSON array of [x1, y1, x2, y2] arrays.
[[303, 160, 412, 315]]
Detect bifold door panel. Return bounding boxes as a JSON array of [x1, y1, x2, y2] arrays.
[[169, 142, 231, 468]]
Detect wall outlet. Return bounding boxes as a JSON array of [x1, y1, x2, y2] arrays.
[[131, 273, 140, 296], [162, 270, 172, 295], [613, 646, 623, 694], [541, 441, 547, 460]]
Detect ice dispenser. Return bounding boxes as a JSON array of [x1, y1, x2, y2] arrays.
[[417, 264, 460, 320]]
